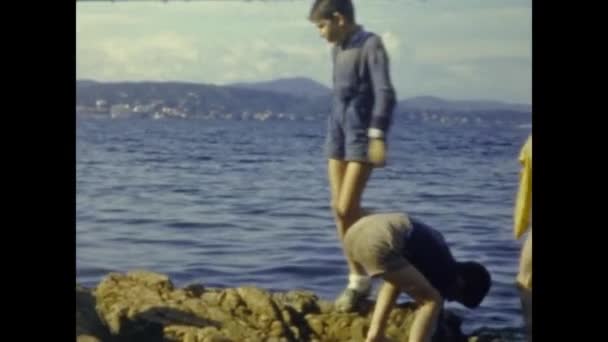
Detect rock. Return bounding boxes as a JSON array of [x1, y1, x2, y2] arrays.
[[305, 315, 324, 336], [76, 335, 102, 342], [125, 270, 174, 290], [350, 317, 368, 340], [219, 288, 245, 312], [76, 270, 514, 342], [237, 287, 281, 319], [184, 283, 206, 297], [76, 284, 112, 341], [183, 330, 196, 342], [468, 327, 527, 342], [272, 290, 320, 315]]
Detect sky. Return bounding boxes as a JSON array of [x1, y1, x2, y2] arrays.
[[76, 0, 531, 104]]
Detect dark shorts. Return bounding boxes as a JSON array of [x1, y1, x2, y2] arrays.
[[325, 104, 370, 162]]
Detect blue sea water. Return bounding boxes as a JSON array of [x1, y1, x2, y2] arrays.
[[76, 114, 531, 335]]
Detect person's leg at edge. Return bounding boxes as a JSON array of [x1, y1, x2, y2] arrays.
[[516, 231, 532, 341]]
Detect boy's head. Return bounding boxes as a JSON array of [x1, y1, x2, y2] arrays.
[[454, 261, 492, 309], [308, 0, 356, 44]]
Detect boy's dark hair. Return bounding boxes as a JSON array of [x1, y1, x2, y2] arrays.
[[456, 261, 492, 309], [308, 0, 355, 22]]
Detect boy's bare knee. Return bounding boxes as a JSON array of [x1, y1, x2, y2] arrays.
[[334, 203, 360, 222], [516, 273, 532, 290], [330, 201, 341, 216], [334, 208, 348, 224], [334, 202, 346, 218], [517, 255, 532, 289]]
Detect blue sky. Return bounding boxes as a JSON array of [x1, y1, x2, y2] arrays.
[[77, 0, 531, 104]]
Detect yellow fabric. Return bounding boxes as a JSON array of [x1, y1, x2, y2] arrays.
[[514, 135, 532, 239]]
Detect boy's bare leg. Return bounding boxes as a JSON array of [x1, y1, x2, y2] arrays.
[[328, 159, 372, 274], [329, 159, 373, 311], [367, 266, 442, 342], [336, 161, 373, 235], [328, 158, 347, 224], [365, 279, 399, 342], [338, 161, 372, 271]]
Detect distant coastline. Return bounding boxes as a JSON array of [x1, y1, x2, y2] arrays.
[[76, 78, 531, 124]]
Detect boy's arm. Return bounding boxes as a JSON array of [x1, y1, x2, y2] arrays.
[[367, 266, 443, 342], [366, 36, 396, 140], [366, 280, 400, 342]]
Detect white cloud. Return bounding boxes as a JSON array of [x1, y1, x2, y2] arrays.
[[210, 38, 329, 84], [77, 11, 144, 33], [101, 33, 198, 64], [78, 31, 201, 81]]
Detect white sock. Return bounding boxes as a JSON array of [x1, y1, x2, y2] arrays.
[[347, 274, 371, 292]]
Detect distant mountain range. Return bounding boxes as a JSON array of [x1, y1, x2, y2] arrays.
[[399, 96, 531, 113], [230, 77, 332, 98], [228, 78, 531, 113], [76, 78, 531, 121]]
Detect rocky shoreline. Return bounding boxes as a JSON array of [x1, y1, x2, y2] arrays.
[[76, 270, 524, 342]]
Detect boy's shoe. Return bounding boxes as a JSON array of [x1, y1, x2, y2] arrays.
[[334, 287, 370, 313]]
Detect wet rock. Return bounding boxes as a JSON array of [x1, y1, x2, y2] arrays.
[[76, 270, 520, 342]]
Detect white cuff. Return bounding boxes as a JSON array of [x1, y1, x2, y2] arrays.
[[348, 274, 371, 291], [368, 128, 384, 139]]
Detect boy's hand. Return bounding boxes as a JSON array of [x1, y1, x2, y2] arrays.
[[368, 138, 386, 167]]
